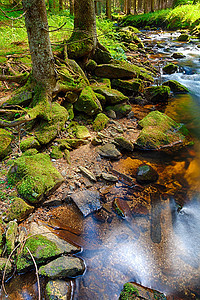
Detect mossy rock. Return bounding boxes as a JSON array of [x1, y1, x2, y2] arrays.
[[50, 146, 63, 159], [67, 122, 91, 139], [128, 43, 138, 51], [93, 113, 109, 131], [0, 226, 3, 256], [74, 86, 102, 116], [136, 164, 158, 184], [94, 92, 106, 106], [0, 129, 13, 159], [111, 78, 142, 96], [7, 153, 64, 204], [119, 26, 141, 34], [23, 148, 38, 156], [114, 136, 134, 152], [178, 33, 190, 42], [118, 29, 142, 45], [64, 102, 74, 120], [5, 197, 34, 222], [35, 103, 69, 145], [6, 221, 18, 255], [93, 48, 113, 65], [163, 63, 178, 74], [56, 138, 88, 150], [144, 86, 170, 103], [92, 87, 128, 105], [63, 149, 71, 164], [136, 110, 189, 151], [162, 80, 189, 94], [46, 280, 72, 300], [171, 52, 186, 59], [20, 136, 40, 152], [85, 59, 97, 72], [90, 78, 111, 89], [105, 104, 132, 118]]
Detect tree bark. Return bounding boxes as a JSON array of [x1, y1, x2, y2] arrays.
[[106, 0, 112, 19], [22, 0, 56, 90], [69, 0, 74, 15]]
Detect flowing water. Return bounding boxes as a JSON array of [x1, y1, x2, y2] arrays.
[[3, 31, 200, 299]]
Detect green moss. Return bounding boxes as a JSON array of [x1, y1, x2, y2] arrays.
[[64, 103, 74, 120], [162, 80, 189, 94], [92, 86, 129, 105], [163, 63, 178, 74], [63, 149, 71, 164], [106, 104, 132, 117], [74, 86, 102, 116], [56, 138, 88, 150], [67, 31, 95, 59], [94, 93, 106, 106], [0, 129, 13, 159], [5, 197, 34, 222], [23, 149, 38, 156], [111, 78, 142, 95], [119, 283, 139, 299], [93, 113, 109, 131], [7, 153, 64, 204], [20, 136, 40, 152], [6, 221, 18, 255], [144, 85, 171, 103], [177, 33, 190, 41], [50, 146, 63, 159]]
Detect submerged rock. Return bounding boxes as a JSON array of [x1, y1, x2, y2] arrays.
[[136, 110, 189, 151], [119, 282, 167, 300], [171, 52, 186, 59], [39, 256, 85, 279], [136, 164, 158, 184], [45, 280, 73, 300], [0, 128, 12, 159], [178, 33, 190, 42], [69, 190, 101, 217], [162, 80, 189, 94], [97, 143, 122, 159], [7, 153, 64, 204]]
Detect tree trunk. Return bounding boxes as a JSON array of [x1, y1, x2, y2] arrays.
[[22, 0, 56, 91], [106, 0, 112, 19], [151, 0, 154, 12], [69, 0, 74, 15], [59, 0, 63, 10], [67, 0, 97, 64], [126, 0, 131, 14]]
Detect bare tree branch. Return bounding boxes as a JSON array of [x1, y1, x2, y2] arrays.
[[0, 8, 26, 20], [26, 247, 41, 300]]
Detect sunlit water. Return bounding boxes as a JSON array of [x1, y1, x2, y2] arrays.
[[3, 31, 200, 299]]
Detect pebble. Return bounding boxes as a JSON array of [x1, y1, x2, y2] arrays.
[[79, 166, 97, 182], [102, 172, 118, 182]]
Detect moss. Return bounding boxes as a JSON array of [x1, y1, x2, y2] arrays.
[[0, 129, 13, 159], [56, 138, 88, 150], [64, 103, 74, 120], [20, 136, 40, 152], [67, 31, 95, 59], [74, 86, 102, 116], [163, 63, 178, 74], [92, 86, 129, 105], [144, 85, 171, 103], [5, 197, 34, 222], [105, 104, 132, 117], [162, 80, 189, 94], [7, 153, 64, 204], [111, 78, 142, 95], [35, 102, 69, 145], [85, 59, 97, 72], [93, 113, 109, 131], [67, 121, 91, 139], [23, 149, 38, 156], [94, 93, 106, 106], [6, 221, 18, 255], [50, 146, 63, 159], [63, 149, 71, 164], [119, 283, 139, 299], [178, 33, 190, 41]]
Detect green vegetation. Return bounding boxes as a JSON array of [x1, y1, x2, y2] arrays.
[[119, 282, 139, 299]]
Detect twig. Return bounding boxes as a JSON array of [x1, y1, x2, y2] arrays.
[[43, 22, 67, 32], [0, 8, 26, 20], [26, 246, 41, 300]]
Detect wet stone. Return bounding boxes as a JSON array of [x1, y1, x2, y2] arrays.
[[136, 164, 158, 184], [102, 172, 118, 182], [79, 166, 97, 182], [69, 190, 102, 217], [45, 279, 73, 300], [97, 143, 121, 160]]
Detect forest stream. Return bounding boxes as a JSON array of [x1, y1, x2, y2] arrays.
[[3, 30, 200, 300]]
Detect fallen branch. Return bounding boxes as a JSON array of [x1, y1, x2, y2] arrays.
[[26, 246, 41, 300], [43, 22, 67, 32], [0, 115, 33, 128], [0, 73, 28, 84]]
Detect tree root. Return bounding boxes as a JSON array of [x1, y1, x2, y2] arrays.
[[0, 73, 29, 85]]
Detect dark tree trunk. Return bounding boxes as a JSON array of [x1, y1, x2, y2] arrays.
[[69, 0, 74, 15], [126, 0, 131, 14], [106, 0, 112, 19], [22, 0, 56, 90], [67, 0, 97, 63], [59, 0, 63, 10]]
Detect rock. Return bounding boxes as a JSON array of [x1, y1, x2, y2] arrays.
[[111, 78, 142, 96], [20, 136, 40, 152], [92, 86, 128, 105], [74, 125, 91, 139], [162, 80, 189, 94], [45, 280, 73, 300], [136, 164, 158, 184], [128, 43, 138, 51], [64, 103, 74, 120], [93, 113, 109, 131], [102, 172, 118, 182], [7, 153, 64, 204], [39, 256, 85, 279], [144, 86, 170, 103], [6, 221, 18, 255], [118, 27, 142, 45], [106, 110, 117, 119], [35, 103, 69, 145], [105, 104, 132, 118], [94, 92, 106, 106], [178, 33, 190, 42], [69, 190, 101, 217], [97, 143, 121, 159], [57, 138, 88, 150], [119, 282, 167, 300], [5, 197, 34, 222], [64, 149, 71, 164], [94, 60, 154, 81], [92, 48, 113, 64], [0, 258, 12, 275], [91, 137, 103, 146], [64, 91, 78, 103], [114, 136, 134, 152], [85, 59, 97, 72], [163, 63, 178, 74], [79, 166, 97, 181], [171, 52, 186, 59], [17, 222, 80, 272], [74, 86, 102, 116], [136, 110, 189, 151], [0, 129, 12, 159], [50, 146, 63, 159]]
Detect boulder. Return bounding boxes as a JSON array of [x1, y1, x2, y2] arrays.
[[5, 197, 34, 222], [7, 153, 64, 204], [105, 104, 132, 118], [92, 48, 113, 64], [144, 86, 170, 103], [119, 282, 167, 300], [114, 136, 134, 152], [178, 33, 190, 42], [171, 52, 186, 59], [46, 280, 73, 300], [50, 146, 63, 159], [162, 80, 189, 94], [163, 63, 178, 74], [0, 129, 12, 159], [39, 256, 85, 279], [136, 164, 158, 184], [97, 143, 121, 159], [92, 86, 128, 105], [74, 86, 102, 116], [93, 113, 109, 131], [20, 136, 40, 152], [136, 110, 189, 151], [111, 78, 142, 96], [69, 190, 101, 217]]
